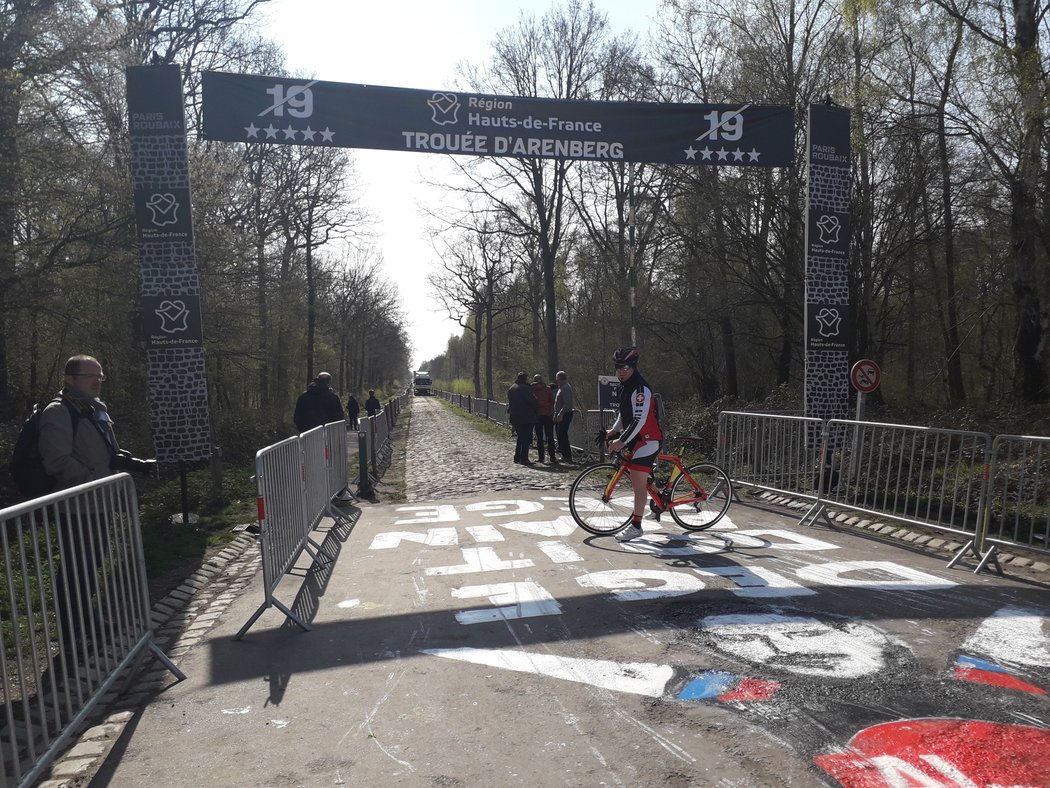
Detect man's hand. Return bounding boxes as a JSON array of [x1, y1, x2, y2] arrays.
[[112, 450, 158, 476]]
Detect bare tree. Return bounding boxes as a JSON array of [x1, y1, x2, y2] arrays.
[[429, 216, 520, 397], [445, 0, 642, 379]]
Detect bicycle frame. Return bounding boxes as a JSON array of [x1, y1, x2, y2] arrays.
[[604, 451, 710, 512]]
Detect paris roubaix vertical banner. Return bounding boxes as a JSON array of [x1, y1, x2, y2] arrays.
[[199, 71, 794, 166], [804, 104, 851, 422], [126, 64, 212, 463]]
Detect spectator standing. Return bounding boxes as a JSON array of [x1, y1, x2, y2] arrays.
[[531, 374, 557, 464], [553, 370, 575, 462], [39, 355, 155, 489], [364, 389, 381, 417], [507, 372, 537, 466], [346, 393, 360, 429], [38, 354, 155, 652], [293, 372, 344, 433]]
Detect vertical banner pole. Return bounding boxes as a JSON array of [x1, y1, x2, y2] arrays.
[[804, 103, 852, 429], [126, 64, 213, 494]]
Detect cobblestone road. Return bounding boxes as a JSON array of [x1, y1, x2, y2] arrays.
[[404, 396, 578, 502]]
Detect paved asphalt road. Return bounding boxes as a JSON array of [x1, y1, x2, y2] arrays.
[[87, 485, 1050, 787]]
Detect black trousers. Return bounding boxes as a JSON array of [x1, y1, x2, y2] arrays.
[[534, 416, 555, 461], [556, 411, 574, 460], [513, 422, 534, 462]]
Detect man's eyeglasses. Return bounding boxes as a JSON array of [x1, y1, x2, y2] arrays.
[[72, 373, 106, 382], [614, 364, 630, 370]]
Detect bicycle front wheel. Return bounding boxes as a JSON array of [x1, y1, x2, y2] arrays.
[[669, 462, 732, 531], [568, 463, 634, 535]]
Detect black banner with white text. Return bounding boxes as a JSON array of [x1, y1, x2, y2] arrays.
[[201, 71, 794, 167]]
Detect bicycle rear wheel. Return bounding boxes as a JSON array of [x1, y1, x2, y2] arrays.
[[568, 463, 634, 535], [669, 462, 732, 530]]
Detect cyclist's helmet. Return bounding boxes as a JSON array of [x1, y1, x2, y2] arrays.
[[612, 347, 640, 368]]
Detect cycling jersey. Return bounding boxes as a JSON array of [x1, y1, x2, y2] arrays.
[[610, 371, 662, 449]]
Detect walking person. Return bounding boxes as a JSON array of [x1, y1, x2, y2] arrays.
[[293, 372, 344, 433], [531, 374, 557, 464], [605, 348, 662, 542], [346, 393, 360, 430], [553, 370, 574, 462], [365, 389, 381, 417], [507, 372, 537, 466]]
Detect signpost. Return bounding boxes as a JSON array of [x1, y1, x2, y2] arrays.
[[850, 358, 881, 418], [848, 359, 882, 484]]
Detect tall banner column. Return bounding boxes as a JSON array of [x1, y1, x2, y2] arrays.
[[804, 103, 851, 422], [126, 64, 212, 464]]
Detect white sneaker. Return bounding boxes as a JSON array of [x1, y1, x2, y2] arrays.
[[616, 523, 644, 541]]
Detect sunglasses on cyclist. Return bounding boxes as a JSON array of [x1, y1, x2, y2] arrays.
[[614, 364, 631, 370]]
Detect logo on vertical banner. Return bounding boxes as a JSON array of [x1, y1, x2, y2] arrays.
[[141, 294, 203, 349]]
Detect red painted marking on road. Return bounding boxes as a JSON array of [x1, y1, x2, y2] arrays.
[[954, 664, 1047, 695], [814, 718, 1050, 787], [719, 678, 780, 702]]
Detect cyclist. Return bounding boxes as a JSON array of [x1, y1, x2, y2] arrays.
[[605, 347, 662, 541]]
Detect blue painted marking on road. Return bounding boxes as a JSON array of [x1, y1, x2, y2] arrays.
[[679, 671, 737, 700], [956, 655, 1009, 673]]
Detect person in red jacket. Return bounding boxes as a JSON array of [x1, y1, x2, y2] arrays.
[[531, 374, 557, 464]]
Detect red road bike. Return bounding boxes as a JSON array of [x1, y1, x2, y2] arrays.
[[568, 437, 733, 536]]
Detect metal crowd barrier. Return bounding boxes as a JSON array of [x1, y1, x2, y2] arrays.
[[354, 393, 409, 498], [236, 420, 354, 640], [978, 435, 1050, 567], [1, 475, 183, 786], [718, 411, 824, 500], [805, 420, 990, 549], [324, 421, 353, 504], [714, 412, 1046, 573]]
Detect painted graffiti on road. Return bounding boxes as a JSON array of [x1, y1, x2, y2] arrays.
[[367, 497, 1050, 787]]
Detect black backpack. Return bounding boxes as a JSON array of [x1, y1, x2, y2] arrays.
[[9, 399, 80, 499]]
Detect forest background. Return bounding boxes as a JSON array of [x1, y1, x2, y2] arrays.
[[3, 0, 1050, 515]]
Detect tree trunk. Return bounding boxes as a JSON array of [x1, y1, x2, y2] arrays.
[[1011, 0, 1047, 402], [0, 64, 22, 417]]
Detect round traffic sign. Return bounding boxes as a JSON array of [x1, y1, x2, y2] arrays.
[[850, 359, 881, 393]]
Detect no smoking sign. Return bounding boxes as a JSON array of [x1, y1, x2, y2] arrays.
[[850, 359, 881, 394]]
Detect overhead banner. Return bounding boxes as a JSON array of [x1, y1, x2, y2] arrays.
[[126, 64, 212, 463], [804, 103, 851, 423], [200, 71, 794, 166]]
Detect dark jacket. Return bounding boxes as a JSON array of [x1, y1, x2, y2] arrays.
[[364, 395, 381, 416], [294, 384, 345, 432], [507, 383, 537, 426], [346, 396, 360, 419]]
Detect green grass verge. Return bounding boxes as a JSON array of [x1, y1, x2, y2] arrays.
[[137, 462, 257, 598]]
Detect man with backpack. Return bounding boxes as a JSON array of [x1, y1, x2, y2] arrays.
[[37, 354, 154, 489], [22, 354, 155, 660]]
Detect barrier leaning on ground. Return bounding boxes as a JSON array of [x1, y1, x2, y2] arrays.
[[717, 411, 1049, 574], [355, 393, 408, 497], [0, 475, 183, 787], [236, 420, 354, 640]]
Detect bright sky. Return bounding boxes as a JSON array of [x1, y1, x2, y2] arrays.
[[258, 0, 666, 369]]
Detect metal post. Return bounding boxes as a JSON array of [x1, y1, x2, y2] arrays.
[[357, 430, 372, 498], [628, 179, 637, 346]]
